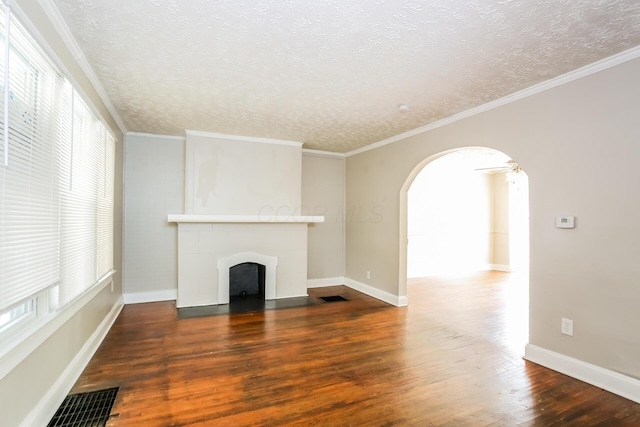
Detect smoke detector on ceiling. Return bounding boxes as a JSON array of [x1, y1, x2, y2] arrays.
[[398, 104, 409, 113]]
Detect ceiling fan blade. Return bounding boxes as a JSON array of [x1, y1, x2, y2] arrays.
[[474, 166, 511, 171]]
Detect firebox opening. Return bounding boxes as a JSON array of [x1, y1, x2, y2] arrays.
[[229, 262, 266, 312]]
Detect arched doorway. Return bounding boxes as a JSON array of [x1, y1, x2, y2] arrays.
[[398, 147, 529, 300], [399, 147, 529, 353]]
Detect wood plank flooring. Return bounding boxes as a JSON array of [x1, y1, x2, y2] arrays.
[[71, 271, 640, 426]]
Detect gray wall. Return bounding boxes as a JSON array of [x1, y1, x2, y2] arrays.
[[124, 134, 184, 296], [346, 56, 640, 378], [302, 153, 345, 279]]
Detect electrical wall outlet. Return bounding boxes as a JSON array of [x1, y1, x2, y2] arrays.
[[366, 270, 371, 279], [561, 318, 574, 336]]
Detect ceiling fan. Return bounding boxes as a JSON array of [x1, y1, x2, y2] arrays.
[[474, 159, 520, 173]]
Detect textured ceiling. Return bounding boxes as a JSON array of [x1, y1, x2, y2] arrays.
[[51, 0, 640, 152]]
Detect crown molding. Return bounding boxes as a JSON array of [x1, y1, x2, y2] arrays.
[[346, 44, 640, 157], [35, 0, 128, 136], [302, 148, 345, 159], [126, 131, 185, 142], [185, 129, 303, 147]]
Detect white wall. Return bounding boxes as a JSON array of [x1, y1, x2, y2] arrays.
[[301, 153, 345, 280], [123, 134, 184, 298], [345, 54, 640, 392]]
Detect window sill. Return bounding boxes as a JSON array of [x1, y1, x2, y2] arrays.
[[0, 271, 115, 381]]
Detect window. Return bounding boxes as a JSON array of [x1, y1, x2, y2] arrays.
[[0, 298, 34, 333], [0, 4, 115, 350]]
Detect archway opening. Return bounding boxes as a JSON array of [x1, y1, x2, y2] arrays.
[[399, 147, 529, 353], [407, 148, 528, 277]]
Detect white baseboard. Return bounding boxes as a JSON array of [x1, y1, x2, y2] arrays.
[[21, 297, 124, 427], [124, 288, 177, 304], [344, 277, 407, 307], [307, 277, 346, 288], [489, 264, 511, 272], [524, 344, 640, 404]]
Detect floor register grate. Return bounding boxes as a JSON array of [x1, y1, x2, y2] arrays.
[[319, 295, 349, 303], [47, 387, 118, 427]]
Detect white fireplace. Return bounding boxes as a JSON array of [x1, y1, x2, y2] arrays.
[[168, 131, 323, 308]]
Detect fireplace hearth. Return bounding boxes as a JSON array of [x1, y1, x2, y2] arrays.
[[176, 295, 319, 318]]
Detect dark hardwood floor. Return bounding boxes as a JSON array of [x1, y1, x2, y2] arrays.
[[70, 271, 640, 426]]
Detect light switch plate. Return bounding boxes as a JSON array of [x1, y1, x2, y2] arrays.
[[556, 216, 575, 228]]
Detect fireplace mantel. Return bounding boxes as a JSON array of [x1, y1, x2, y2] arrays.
[[168, 214, 324, 224]]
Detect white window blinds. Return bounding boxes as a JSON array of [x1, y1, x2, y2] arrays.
[[59, 94, 114, 307], [0, 4, 115, 314], [97, 132, 115, 280]]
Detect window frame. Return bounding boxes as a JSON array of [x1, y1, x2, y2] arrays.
[[0, 2, 117, 380]]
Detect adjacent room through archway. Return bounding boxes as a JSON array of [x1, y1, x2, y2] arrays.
[[407, 148, 529, 277], [404, 147, 530, 354]]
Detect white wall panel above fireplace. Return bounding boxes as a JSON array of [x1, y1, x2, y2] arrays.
[[184, 131, 302, 216]]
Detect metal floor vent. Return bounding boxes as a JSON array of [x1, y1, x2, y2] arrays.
[[48, 387, 118, 427], [319, 295, 349, 303]]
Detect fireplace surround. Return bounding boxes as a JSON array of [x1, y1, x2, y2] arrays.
[[169, 216, 323, 308]]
